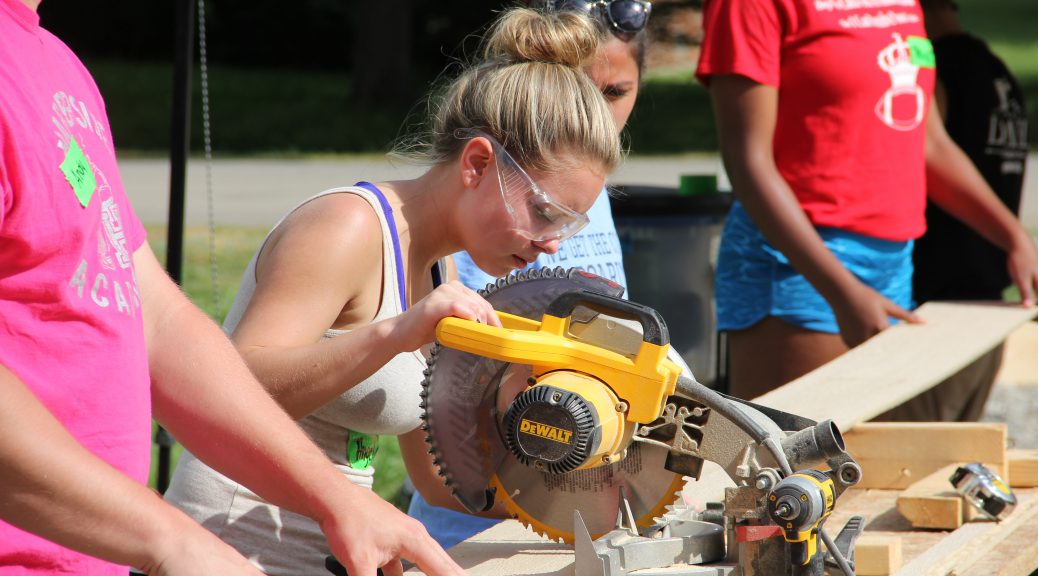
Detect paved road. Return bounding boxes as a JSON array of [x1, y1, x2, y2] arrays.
[[120, 154, 739, 227], [123, 153, 1038, 230]]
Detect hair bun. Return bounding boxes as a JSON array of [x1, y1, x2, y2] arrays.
[[483, 8, 599, 68]]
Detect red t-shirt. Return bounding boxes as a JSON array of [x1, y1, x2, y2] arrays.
[[697, 0, 935, 241]]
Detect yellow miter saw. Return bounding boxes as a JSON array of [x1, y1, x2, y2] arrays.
[[420, 268, 865, 575]]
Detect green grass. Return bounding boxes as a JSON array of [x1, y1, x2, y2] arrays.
[[144, 225, 412, 507]]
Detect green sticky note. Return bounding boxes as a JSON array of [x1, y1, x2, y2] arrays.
[[60, 137, 96, 208], [907, 36, 936, 69], [346, 430, 379, 470]]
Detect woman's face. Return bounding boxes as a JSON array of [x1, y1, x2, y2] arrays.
[[586, 37, 641, 130], [465, 157, 606, 277]]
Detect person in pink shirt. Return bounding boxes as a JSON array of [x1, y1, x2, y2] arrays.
[[696, 0, 1038, 402], [0, 1, 477, 574]]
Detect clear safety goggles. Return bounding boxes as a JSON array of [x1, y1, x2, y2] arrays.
[[457, 130, 590, 243]]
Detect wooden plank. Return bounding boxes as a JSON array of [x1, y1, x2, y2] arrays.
[[895, 489, 1038, 576], [419, 520, 735, 575], [954, 492, 1038, 575], [893, 464, 993, 530], [855, 534, 903, 576], [754, 302, 1038, 430], [433, 520, 573, 576], [842, 423, 1007, 490], [1008, 448, 1038, 488], [895, 464, 964, 530], [824, 489, 948, 562]]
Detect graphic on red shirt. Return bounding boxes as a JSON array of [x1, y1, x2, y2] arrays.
[[875, 33, 927, 131]]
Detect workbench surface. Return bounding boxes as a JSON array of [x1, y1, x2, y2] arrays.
[[405, 487, 1038, 575]]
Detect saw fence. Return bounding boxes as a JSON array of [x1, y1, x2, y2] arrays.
[[407, 301, 1038, 576]]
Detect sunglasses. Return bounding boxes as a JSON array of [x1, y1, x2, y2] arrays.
[[456, 130, 590, 243], [548, 0, 652, 37]]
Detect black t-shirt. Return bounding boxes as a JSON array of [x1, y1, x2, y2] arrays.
[[913, 33, 1028, 303]]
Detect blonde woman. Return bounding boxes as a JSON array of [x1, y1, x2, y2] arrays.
[[165, 7, 622, 575], [413, 0, 654, 549]]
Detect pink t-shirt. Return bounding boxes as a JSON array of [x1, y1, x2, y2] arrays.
[[697, 0, 936, 241], [0, 1, 150, 573]]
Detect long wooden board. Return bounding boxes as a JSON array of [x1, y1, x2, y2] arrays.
[[754, 302, 1037, 430]]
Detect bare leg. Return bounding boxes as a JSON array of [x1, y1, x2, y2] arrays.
[[727, 316, 849, 400]]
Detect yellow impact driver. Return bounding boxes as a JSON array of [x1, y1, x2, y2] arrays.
[[767, 469, 836, 570]]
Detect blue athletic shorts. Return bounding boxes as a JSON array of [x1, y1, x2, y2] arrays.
[[715, 202, 915, 334]]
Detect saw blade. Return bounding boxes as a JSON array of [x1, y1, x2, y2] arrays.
[[492, 439, 688, 543], [420, 267, 685, 542]]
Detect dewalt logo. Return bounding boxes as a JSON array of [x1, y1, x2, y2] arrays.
[[519, 419, 573, 444]]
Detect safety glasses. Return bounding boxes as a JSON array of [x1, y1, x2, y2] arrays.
[[457, 130, 590, 243], [548, 0, 652, 37]]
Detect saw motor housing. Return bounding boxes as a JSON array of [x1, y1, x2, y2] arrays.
[[436, 291, 682, 476], [502, 370, 633, 474]]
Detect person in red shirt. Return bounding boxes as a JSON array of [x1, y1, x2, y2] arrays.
[[696, 0, 1038, 400]]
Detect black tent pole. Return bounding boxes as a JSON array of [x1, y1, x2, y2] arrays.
[[157, 0, 195, 494]]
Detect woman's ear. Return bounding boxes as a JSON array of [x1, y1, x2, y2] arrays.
[[459, 137, 494, 190]]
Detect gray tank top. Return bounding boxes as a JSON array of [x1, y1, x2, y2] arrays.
[[223, 184, 427, 438]]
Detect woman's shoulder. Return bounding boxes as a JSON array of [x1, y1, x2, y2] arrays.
[[258, 187, 386, 278], [278, 188, 384, 243]]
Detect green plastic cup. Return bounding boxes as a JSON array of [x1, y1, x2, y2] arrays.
[[679, 174, 718, 196]]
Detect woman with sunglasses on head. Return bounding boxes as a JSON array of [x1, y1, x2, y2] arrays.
[[407, 0, 652, 551], [163, 7, 620, 575]]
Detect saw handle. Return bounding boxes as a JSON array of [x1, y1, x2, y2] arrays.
[[545, 290, 669, 346]]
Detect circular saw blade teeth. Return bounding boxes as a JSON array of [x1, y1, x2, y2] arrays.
[[657, 482, 694, 523], [489, 471, 687, 545], [419, 266, 636, 521], [492, 476, 569, 544], [419, 361, 457, 493]]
